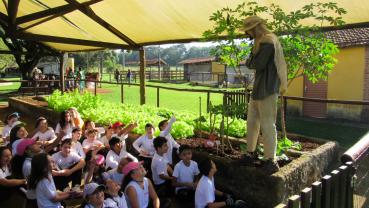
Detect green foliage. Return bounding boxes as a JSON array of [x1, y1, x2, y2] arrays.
[[277, 136, 302, 156], [203, 1, 346, 84], [47, 91, 246, 138], [203, 4, 251, 74]]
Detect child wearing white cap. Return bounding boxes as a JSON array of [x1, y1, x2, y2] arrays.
[[83, 182, 106, 208]]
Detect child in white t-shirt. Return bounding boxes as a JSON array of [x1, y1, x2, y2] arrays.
[[55, 110, 74, 139], [32, 117, 57, 146], [71, 127, 85, 158], [122, 161, 160, 208], [105, 137, 137, 170], [104, 179, 128, 208], [111, 122, 137, 151], [195, 158, 247, 208], [2, 112, 20, 144], [52, 139, 86, 190], [82, 129, 104, 154], [102, 157, 132, 185], [28, 153, 78, 208], [173, 145, 199, 201], [158, 116, 180, 165], [151, 136, 173, 197]]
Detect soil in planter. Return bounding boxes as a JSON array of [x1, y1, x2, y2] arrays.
[[177, 136, 320, 168]]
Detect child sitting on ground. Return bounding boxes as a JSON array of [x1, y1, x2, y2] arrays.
[[71, 127, 85, 158], [82, 182, 106, 208], [2, 112, 20, 144], [122, 161, 160, 208], [195, 157, 248, 208], [133, 123, 156, 172], [52, 139, 86, 190], [172, 144, 199, 201], [151, 136, 173, 197], [105, 137, 137, 170], [31, 117, 57, 146], [158, 116, 180, 166], [103, 157, 133, 185], [112, 122, 138, 151], [82, 129, 104, 154], [104, 179, 128, 208]]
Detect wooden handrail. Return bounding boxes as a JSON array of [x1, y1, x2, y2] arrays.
[[284, 96, 369, 105], [341, 131, 369, 163]]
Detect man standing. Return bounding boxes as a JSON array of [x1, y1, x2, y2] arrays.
[[240, 16, 288, 173]]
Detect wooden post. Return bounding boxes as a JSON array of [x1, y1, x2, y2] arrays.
[[288, 195, 300, 208], [156, 87, 160, 107], [321, 175, 332, 208], [301, 188, 312, 208], [312, 181, 322, 208], [345, 162, 354, 208], [121, 83, 124, 103], [338, 165, 348, 208], [283, 96, 287, 120], [59, 53, 65, 94], [94, 80, 97, 96], [139, 48, 146, 105], [207, 92, 210, 113], [330, 170, 340, 208]]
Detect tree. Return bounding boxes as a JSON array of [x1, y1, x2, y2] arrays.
[[203, 2, 346, 139], [0, 28, 58, 82]]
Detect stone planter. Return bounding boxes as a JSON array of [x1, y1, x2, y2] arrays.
[[191, 139, 338, 208]]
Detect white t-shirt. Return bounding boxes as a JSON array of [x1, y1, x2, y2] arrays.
[[0, 165, 10, 178], [112, 133, 128, 151], [71, 141, 85, 159], [22, 157, 32, 178], [1, 125, 12, 139], [55, 123, 73, 139], [102, 169, 124, 185], [104, 193, 128, 208], [31, 128, 57, 142], [124, 177, 149, 208], [151, 153, 169, 185], [132, 134, 155, 157], [159, 117, 180, 164], [82, 139, 103, 150], [105, 149, 138, 170], [52, 152, 81, 170], [173, 160, 200, 193], [195, 176, 216, 208], [98, 135, 110, 147], [36, 175, 62, 208]]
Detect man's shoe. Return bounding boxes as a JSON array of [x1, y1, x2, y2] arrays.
[[239, 152, 258, 166], [261, 159, 279, 174]]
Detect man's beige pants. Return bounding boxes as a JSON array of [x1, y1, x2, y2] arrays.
[[246, 93, 278, 160]]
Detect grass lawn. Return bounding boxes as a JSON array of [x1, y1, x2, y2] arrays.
[[281, 116, 369, 148], [98, 82, 225, 114], [0, 77, 21, 103]]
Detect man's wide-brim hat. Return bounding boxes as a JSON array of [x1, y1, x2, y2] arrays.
[[240, 16, 266, 32]]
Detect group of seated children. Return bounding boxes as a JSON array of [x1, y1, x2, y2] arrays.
[[0, 110, 248, 208]]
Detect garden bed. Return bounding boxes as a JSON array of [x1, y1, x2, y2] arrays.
[[9, 96, 339, 208]]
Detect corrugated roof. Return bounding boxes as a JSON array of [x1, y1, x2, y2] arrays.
[[325, 28, 369, 48], [178, 57, 215, 64]]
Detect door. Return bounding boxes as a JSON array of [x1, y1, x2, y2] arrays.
[[303, 76, 328, 118]]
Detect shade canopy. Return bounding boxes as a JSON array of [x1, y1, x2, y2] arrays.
[[2, 0, 369, 52]]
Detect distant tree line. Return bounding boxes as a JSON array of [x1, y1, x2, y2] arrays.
[[70, 44, 214, 72]]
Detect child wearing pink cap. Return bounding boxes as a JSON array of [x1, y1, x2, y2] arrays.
[[122, 161, 160, 208]]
